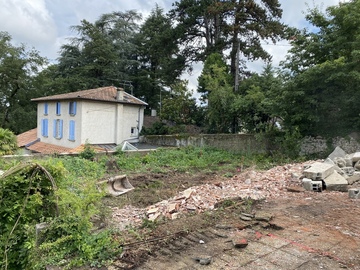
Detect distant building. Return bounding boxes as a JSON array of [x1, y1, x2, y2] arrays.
[[17, 86, 147, 154]]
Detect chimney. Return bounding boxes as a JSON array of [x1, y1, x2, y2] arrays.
[[116, 87, 124, 101]]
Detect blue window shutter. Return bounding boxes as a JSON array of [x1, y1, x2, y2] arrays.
[[59, 120, 63, 139], [44, 119, 48, 136], [41, 119, 45, 136], [69, 101, 77, 115], [44, 103, 48, 115], [69, 120, 75, 140], [53, 120, 57, 138], [56, 102, 61, 115]]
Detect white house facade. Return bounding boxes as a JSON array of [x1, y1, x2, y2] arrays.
[[31, 86, 147, 150]]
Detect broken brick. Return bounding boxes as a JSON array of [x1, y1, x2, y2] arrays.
[[232, 238, 248, 248]]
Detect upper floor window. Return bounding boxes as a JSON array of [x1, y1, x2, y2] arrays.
[[69, 101, 77, 116], [56, 102, 61, 115], [41, 119, 48, 137], [53, 119, 63, 139], [44, 103, 48, 115]]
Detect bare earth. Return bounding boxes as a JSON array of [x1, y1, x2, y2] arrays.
[[103, 162, 360, 270]]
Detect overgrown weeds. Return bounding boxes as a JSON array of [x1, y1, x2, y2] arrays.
[[0, 146, 302, 269]]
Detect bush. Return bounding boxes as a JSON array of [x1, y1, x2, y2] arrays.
[[140, 121, 169, 135], [0, 128, 18, 155], [0, 158, 120, 269]]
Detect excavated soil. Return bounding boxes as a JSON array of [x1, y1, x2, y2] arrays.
[[101, 164, 360, 270]]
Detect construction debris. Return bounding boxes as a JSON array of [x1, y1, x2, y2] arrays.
[[98, 175, 134, 196], [301, 147, 360, 192], [110, 148, 360, 230]]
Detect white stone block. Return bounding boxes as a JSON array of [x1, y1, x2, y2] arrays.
[[324, 171, 348, 192], [303, 162, 334, 180], [352, 152, 360, 163]]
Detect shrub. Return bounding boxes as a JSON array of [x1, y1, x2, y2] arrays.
[[0, 128, 18, 155]]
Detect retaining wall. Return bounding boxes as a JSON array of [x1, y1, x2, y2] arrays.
[[141, 134, 267, 154]]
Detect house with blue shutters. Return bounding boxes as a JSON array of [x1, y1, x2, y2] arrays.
[[26, 86, 147, 154]]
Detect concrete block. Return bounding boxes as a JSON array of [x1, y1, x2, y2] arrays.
[[323, 158, 335, 165], [342, 166, 355, 176], [354, 160, 360, 170], [327, 146, 347, 161], [351, 152, 360, 163], [303, 162, 334, 180], [334, 157, 346, 168], [323, 171, 348, 192], [311, 181, 323, 192], [345, 158, 353, 167], [302, 178, 322, 192], [347, 173, 360, 185], [302, 178, 313, 191], [348, 189, 360, 199]]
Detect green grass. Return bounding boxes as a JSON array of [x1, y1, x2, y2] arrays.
[[110, 146, 301, 174]]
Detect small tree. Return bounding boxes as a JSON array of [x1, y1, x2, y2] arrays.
[[0, 128, 18, 155], [161, 80, 198, 125]]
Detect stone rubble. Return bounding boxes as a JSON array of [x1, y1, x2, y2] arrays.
[[301, 146, 360, 193], [110, 148, 360, 231], [111, 161, 315, 230]]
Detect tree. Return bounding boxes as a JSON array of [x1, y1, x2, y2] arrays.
[[170, 0, 285, 84], [280, 0, 360, 136], [160, 80, 199, 125], [197, 52, 230, 103], [234, 64, 282, 132], [133, 5, 186, 110], [52, 11, 141, 93], [201, 61, 236, 133], [0, 32, 46, 134]]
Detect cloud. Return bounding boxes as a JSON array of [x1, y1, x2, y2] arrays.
[[0, 0, 57, 50], [0, 0, 349, 87]]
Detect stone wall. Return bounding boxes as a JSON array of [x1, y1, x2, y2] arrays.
[[300, 135, 360, 157], [142, 133, 360, 157], [140, 134, 267, 154]]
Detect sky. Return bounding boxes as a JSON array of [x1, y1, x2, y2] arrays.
[[0, 0, 346, 94]]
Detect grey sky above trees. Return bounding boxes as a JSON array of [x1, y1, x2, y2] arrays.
[[0, 0, 346, 66]]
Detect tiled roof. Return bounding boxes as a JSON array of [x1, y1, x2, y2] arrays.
[[17, 128, 38, 147], [26, 141, 73, 154], [25, 141, 108, 155], [68, 144, 107, 154], [31, 86, 148, 106]]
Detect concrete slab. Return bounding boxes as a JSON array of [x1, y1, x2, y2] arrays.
[[348, 188, 360, 199], [347, 173, 360, 185], [352, 152, 360, 163], [263, 249, 308, 269], [327, 146, 347, 161], [243, 258, 279, 270], [303, 162, 334, 180], [323, 171, 348, 192]]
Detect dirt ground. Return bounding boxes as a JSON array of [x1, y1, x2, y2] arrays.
[[103, 164, 360, 270]]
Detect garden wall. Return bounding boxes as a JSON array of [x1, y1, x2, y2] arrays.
[[142, 133, 360, 157], [141, 134, 267, 154]]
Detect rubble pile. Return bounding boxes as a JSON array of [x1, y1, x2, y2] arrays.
[[111, 147, 360, 230], [302, 146, 360, 193], [111, 161, 314, 230]]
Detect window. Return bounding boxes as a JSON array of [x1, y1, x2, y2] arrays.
[[41, 119, 48, 137], [56, 102, 61, 115], [130, 127, 137, 137], [53, 119, 63, 139], [69, 101, 77, 116], [44, 103, 48, 115], [69, 120, 75, 141]]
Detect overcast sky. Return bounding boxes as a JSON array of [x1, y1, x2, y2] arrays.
[[0, 0, 346, 93]]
